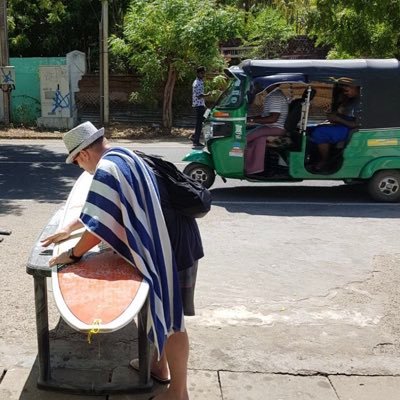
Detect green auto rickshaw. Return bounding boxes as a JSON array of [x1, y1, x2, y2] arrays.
[[183, 59, 400, 202]]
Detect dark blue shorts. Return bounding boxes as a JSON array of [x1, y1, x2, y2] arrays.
[[311, 125, 350, 144]]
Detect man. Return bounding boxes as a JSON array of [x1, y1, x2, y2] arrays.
[[245, 84, 289, 175], [191, 66, 210, 148], [311, 81, 360, 172], [42, 121, 193, 400], [247, 83, 289, 130]]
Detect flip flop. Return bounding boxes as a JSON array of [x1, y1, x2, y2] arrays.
[[129, 358, 171, 384]]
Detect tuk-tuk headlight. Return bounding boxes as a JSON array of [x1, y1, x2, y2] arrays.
[[208, 121, 233, 138], [203, 123, 212, 140]]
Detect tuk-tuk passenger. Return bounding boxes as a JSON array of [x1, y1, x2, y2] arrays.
[[311, 81, 360, 172], [245, 84, 289, 175]]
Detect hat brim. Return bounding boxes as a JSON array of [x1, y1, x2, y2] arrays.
[[65, 127, 105, 164]]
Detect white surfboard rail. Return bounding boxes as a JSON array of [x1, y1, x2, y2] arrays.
[[51, 171, 149, 333]]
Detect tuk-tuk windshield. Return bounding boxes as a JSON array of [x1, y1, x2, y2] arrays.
[[216, 78, 243, 109]]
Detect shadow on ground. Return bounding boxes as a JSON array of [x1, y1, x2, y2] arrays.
[[0, 145, 81, 215], [210, 185, 400, 218]]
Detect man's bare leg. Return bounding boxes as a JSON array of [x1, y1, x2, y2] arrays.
[[316, 143, 330, 168], [153, 331, 189, 400]]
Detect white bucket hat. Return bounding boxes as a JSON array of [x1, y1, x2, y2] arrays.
[[63, 122, 105, 164]]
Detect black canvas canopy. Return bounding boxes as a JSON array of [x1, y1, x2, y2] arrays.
[[238, 59, 400, 129]]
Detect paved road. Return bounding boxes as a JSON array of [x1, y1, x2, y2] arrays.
[[0, 138, 399, 399]]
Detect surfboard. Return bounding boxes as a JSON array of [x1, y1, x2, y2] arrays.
[[51, 171, 149, 333]]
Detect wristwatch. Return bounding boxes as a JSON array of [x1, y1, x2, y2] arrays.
[[67, 247, 82, 262]]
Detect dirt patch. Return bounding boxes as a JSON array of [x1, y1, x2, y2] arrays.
[[0, 123, 192, 140], [107, 123, 191, 140]]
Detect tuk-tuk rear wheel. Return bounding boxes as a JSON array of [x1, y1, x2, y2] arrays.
[[183, 163, 215, 189], [367, 170, 400, 202]]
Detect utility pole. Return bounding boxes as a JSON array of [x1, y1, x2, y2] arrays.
[[100, 0, 109, 125], [0, 0, 10, 125]]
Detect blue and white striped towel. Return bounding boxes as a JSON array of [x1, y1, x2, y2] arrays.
[[79, 147, 184, 356]]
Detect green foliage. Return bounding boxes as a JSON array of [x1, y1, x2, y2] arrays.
[[245, 7, 296, 58], [309, 0, 400, 58], [8, 0, 130, 61], [110, 0, 245, 105], [218, 0, 314, 33]]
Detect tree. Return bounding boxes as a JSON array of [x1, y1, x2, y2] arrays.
[[8, 0, 130, 62], [309, 0, 400, 58], [110, 0, 244, 130], [245, 6, 295, 58], [218, 0, 314, 33]]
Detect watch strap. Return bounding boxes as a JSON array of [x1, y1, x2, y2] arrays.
[[68, 247, 82, 261]]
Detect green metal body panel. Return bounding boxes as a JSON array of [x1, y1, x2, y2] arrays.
[[184, 79, 249, 179], [182, 149, 214, 169], [209, 114, 248, 178], [360, 157, 400, 178], [10, 57, 66, 125], [186, 124, 400, 182], [289, 130, 400, 180]]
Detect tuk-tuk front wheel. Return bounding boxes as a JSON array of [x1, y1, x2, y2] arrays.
[[183, 163, 215, 189], [367, 170, 400, 202]]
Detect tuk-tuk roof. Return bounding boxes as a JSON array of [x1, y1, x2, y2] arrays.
[[237, 59, 400, 129], [240, 59, 400, 81]]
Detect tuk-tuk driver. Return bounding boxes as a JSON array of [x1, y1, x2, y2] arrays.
[[311, 81, 360, 172], [247, 83, 289, 133], [245, 84, 289, 175]]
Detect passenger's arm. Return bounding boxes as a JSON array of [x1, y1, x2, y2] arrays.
[[326, 113, 359, 128]]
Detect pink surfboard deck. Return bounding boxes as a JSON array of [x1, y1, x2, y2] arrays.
[[51, 171, 149, 333]]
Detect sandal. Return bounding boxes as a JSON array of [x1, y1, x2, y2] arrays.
[[129, 358, 171, 384]]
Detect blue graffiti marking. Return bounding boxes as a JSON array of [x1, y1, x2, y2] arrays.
[[1, 69, 15, 85], [51, 84, 71, 113]]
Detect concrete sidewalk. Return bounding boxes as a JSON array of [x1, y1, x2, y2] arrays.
[[2, 364, 400, 399], [1, 317, 400, 400]]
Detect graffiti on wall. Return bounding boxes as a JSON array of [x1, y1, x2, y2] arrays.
[[40, 65, 71, 118], [51, 84, 71, 114]]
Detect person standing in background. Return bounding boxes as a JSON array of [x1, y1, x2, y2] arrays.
[[190, 66, 210, 148]]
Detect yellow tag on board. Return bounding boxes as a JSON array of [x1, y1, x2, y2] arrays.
[[87, 319, 102, 344]]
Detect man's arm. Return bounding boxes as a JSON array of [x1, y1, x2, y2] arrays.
[[194, 80, 210, 100], [248, 112, 280, 124], [198, 92, 211, 99], [41, 218, 83, 247], [327, 113, 359, 128]]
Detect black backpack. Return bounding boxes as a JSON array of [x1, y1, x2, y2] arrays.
[[134, 151, 212, 218]]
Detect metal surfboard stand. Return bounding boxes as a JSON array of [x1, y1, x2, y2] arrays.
[[26, 209, 153, 395]]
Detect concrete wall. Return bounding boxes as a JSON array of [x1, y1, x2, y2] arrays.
[[10, 57, 66, 125]]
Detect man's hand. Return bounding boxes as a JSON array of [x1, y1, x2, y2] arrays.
[[41, 228, 72, 247], [326, 112, 340, 123], [40, 219, 83, 247], [247, 116, 258, 124], [49, 251, 75, 267]]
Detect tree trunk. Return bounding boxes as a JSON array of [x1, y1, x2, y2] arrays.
[[162, 64, 177, 131]]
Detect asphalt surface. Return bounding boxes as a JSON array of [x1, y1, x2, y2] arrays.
[[0, 138, 399, 399]]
